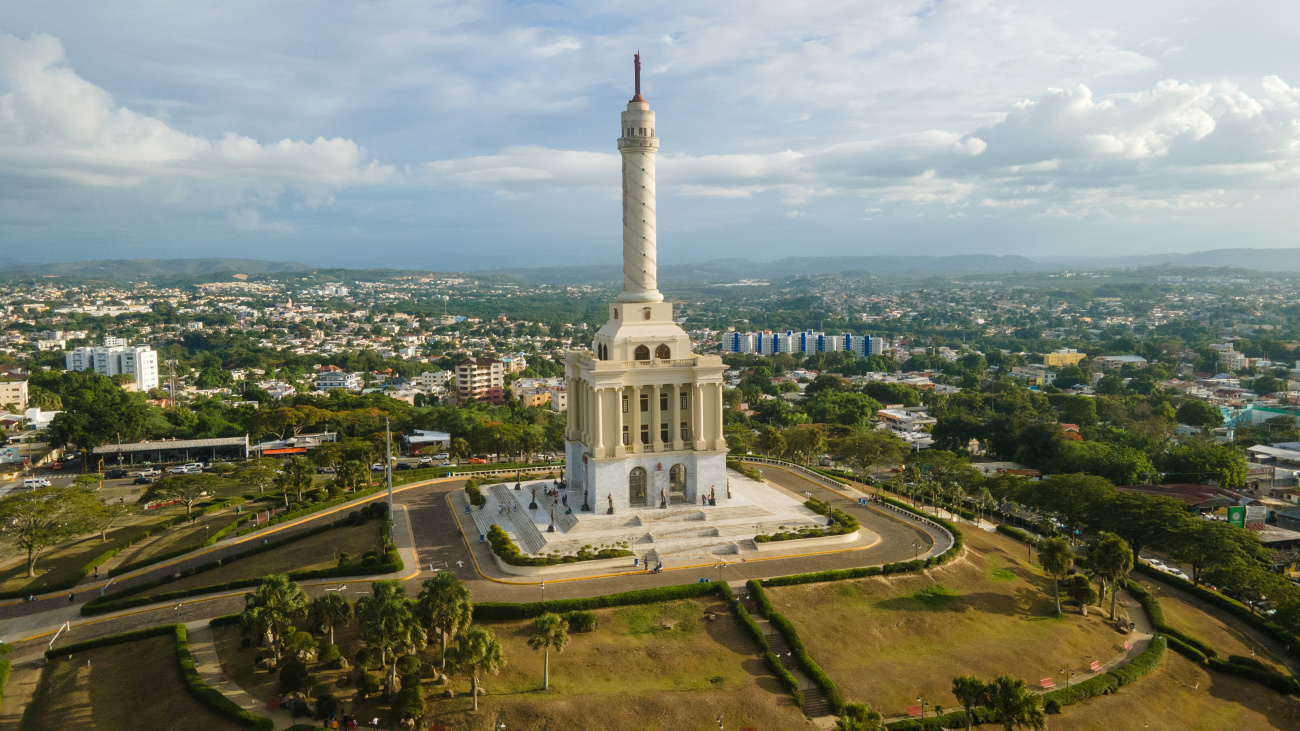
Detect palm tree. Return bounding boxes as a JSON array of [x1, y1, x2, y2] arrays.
[[982, 675, 1045, 731], [309, 591, 353, 646], [1089, 531, 1134, 621], [976, 487, 995, 524], [415, 572, 473, 670], [951, 675, 986, 731], [241, 574, 308, 663], [526, 612, 570, 690], [1037, 537, 1075, 616], [451, 438, 471, 466], [356, 580, 427, 691], [451, 625, 506, 711]]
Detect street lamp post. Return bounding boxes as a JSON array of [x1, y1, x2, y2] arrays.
[[912, 540, 920, 560], [916, 694, 928, 720], [1061, 663, 1077, 691]]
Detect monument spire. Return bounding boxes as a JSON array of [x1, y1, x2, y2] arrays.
[[617, 53, 662, 304]]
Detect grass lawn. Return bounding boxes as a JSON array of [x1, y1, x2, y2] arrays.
[[148, 521, 385, 595], [214, 596, 810, 730], [769, 527, 1127, 716], [22, 634, 244, 731], [0, 515, 172, 594], [111, 509, 241, 569], [1052, 653, 1300, 730], [1136, 577, 1293, 675]]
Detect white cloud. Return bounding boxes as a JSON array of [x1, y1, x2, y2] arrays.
[[0, 33, 392, 212]]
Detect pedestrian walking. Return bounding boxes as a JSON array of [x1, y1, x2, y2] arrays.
[[93, 565, 99, 578], [68, 593, 74, 604], [372, 718, 380, 731]]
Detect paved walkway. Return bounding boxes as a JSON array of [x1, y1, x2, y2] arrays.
[[187, 621, 295, 730]]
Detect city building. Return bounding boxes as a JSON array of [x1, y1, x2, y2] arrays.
[[64, 338, 160, 390], [565, 59, 728, 509], [1043, 348, 1086, 367], [315, 369, 363, 391], [0, 379, 27, 411], [457, 358, 505, 403], [725, 329, 887, 356], [1094, 355, 1148, 370]]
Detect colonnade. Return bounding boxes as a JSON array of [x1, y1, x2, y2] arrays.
[[567, 379, 725, 459]]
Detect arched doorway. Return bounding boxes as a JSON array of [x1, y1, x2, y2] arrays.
[[634, 345, 650, 360], [629, 467, 648, 507], [669, 464, 687, 503], [655, 344, 671, 359]]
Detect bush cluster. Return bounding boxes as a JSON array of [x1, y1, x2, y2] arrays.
[[1207, 657, 1300, 696], [564, 610, 598, 633], [474, 582, 719, 620], [485, 524, 631, 566]]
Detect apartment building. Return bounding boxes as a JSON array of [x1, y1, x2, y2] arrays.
[[316, 370, 364, 391], [1043, 348, 1086, 367], [457, 358, 505, 403], [64, 338, 159, 390], [726, 330, 887, 357], [0, 379, 27, 411]]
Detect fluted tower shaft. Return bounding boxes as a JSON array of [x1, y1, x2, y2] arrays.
[[617, 77, 663, 303]]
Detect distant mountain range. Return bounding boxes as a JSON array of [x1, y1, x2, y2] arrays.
[[4, 248, 1300, 283], [0, 258, 309, 280]]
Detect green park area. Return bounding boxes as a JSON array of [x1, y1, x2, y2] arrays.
[[21, 635, 244, 731], [770, 527, 1127, 716]]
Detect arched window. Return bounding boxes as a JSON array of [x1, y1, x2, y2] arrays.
[[629, 467, 648, 507], [655, 344, 671, 360], [634, 345, 650, 361], [669, 464, 687, 502]]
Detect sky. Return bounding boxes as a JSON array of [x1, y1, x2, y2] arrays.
[[3, 1, 1300, 270]]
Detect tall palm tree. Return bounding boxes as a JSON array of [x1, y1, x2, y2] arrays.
[[415, 572, 473, 670], [951, 675, 986, 731], [309, 591, 354, 646], [1090, 531, 1134, 620], [356, 580, 427, 691], [526, 613, 570, 690], [451, 625, 506, 712], [982, 675, 1045, 731], [1037, 537, 1075, 616], [241, 574, 308, 663]]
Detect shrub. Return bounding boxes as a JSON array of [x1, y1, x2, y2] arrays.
[[465, 483, 485, 506], [1207, 657, 1300, 695], [355, 647, 380, 670], [396, 654, 423, 677], [279, 659, 311, 693], [314, 693, 338, 719], [1227, 655, 1269, 671], [318, 643, 341, 665], [336, 552, 351, 566], [565, 610, 598, 633], [367, 502, 389, 519], [996, 524, 1037, 546], [1166, 635, 1207, 663], [356, 670, 382, 698], [1111, 636, 1165, 687]]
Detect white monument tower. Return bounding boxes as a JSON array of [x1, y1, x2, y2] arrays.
[[565, 54, 729, 512]]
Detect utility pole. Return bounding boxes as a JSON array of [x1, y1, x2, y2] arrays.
[[385, 416, 394, 518]]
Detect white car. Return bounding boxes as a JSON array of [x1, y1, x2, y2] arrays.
[[167, 466, 189, 474], [138, 468, 162, 477], [439, 460, 453, 466], [1145, 558, 1166, 570], [23, 477, 51, 489], [1167, 568, 1190, 581], [432, 452, 450, 460]]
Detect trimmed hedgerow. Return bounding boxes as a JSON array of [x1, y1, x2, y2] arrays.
[[473, 582, 720, 620], [44, 624, 177, 658], [717, 581, 800, 706], [1038, 636, 1165, 709], [174, 624, 274, 730], [1161, 626, 1216, 659], [727, 459, 763, 482], [1124, 579, 1166, 628], [209, 613, 241, 627], [1134, 563, 1300, 663], [1111, 635, 1166, 687], [1165, 635, 1208, 663], [1207, 657, 1300, 696], [996, 524, 1038, 547], [747, 579, 844, 714], [763, 651, 803, 706], [756, 498, 860, 543]]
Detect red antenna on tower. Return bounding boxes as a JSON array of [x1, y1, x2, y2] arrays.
[[632, 52, 644, 102]]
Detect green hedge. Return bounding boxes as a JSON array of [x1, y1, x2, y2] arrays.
[[727, 459, 763, 482], [0, 659, 11, 703], [484, 523, 632, 566], [473, 582, 720, 620], [210, 613, 241, 627], [1134, 563, 1300, 663], [174, 624, 274, 730], [1124, 579, 1166, 628], [111, 514, 251, 577], [1160, 626, 1216, 659], [995, 524, 1038, 547], [1165, 635, 1208, 663], [1207, 657, 1300, 696], [1039, 636, 1166, 708], [757, 498, 861, 543], [716, 581, 802, 706], [747, 579, 844, 714], [763, 651, 803, 706], [1110, 635, 1166, 686], [83, 516, 400, 616], [44, 624, 177, 658]]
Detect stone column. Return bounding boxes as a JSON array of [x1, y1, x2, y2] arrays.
[[593, 387, 605, 457], [671, 383, 684, 450], [650, 384, 662, 451], [630, 384, 642, 454], [710, 382, 724, 450], [615, 385, 627, 457], [692, 382, 705, 450]]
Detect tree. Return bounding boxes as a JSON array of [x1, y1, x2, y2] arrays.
[[1095, 492, 1190, 560], [1037, 537, 1074, 615], [279, 456, 317, 503], [951, 675, 986, 731], [526, 612, 570, 690], [82, 499, 135, 541], [1156, 441, 1248, 489], [1175, 400, 1224, 430], [982, 675, 1045, 731], [356, 580, 427, 691], [450, 437, 471, 465], [451, 625, 506, 712], [1057, 396, 1098, 427], [308, 592, 353, 646], [141, 473, 221, 516], [335, 460, 369, 491], [1066, 575, 1097, 616], [837, 703, 884, 731], [756, 426, 786, 457], [1204, 560, 1291, 615], [0, 486, 94, 577], [241, 574, 308, 664], [1166, 519, 1260, 585], [1089, 532, 1133, 620], [831, 430, 910, 477], [236, 459, 278, 495], [1017, 474, 1116, 537], [415, 572, 473, 671], [783, 425, 826, 464]]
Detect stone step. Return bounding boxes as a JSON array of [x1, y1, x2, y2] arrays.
[[489, 483, 548, 555], [802, 686, 833, 717]]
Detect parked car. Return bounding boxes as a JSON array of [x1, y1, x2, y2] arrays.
[[439, 460, 453, 466], [23, 477, 51, 489], [371, 463, 386, 472], [395, 463, 413, 471], [317, 466, 336, 474], [133, 476, 154, 485], [137, 468, 161, 478]]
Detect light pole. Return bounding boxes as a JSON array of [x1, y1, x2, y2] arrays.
[[715, 560, 725, 584], [1061, 663, 1077, 691], [916, 694, 928, 720], [911, 540, 920, 560], [540, 580, 545, 603]]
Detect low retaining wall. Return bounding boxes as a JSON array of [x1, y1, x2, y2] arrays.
[[753, 529, 861, 552], [488, 550, 639, 577]]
